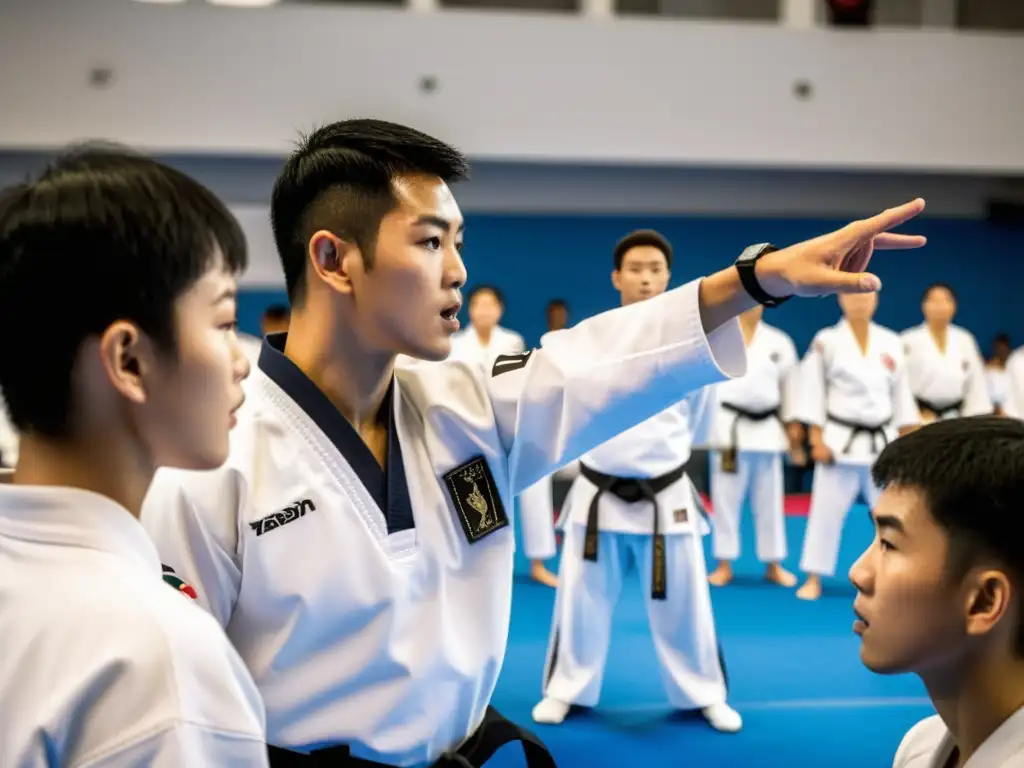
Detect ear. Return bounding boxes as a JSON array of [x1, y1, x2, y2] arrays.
[[308, 230, 360, 296], [964, 569, 1015, 641], [610, 269, 621, 292], [97, 321, 150, 405]]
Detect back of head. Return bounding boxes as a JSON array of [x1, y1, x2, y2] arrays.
[[873, 416, 1024, 646], [271, 119, 470, 304], [0, 145, 246, 439]]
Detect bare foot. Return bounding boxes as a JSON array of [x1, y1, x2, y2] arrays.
[[765, 563, 797, 588], [708, 562, 733, 587], [796, 576, 822, 601], [530, 561, 558, 588]]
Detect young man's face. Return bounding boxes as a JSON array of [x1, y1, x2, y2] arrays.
[[143, 260, 249, 470], [468, 290, 502, 334], [922, 287, 956, 327], [839, 291, 878, 323], [849, 485, 972, 675], [611, 246, 670, 306], [547, 304, 567, 332], [349, 173, 467, 362]]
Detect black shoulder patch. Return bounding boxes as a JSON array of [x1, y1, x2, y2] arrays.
[[491, 350, 533, 378], [443, 456, 509, 543]]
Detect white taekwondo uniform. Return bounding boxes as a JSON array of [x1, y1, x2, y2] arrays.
[[140, 278, 746, 767], [987, 364, 1010, 414], [892, 706, 1024, 768], [0, 391, 18, 467], [708, 321, 799, 564], [540, 383, 730, 714], [450, 324, 557, 562], [900, 324, 991, 421], [796, 320, 919, 577], [1004, 349, 1024, 421], [0, 483, 267, 767]]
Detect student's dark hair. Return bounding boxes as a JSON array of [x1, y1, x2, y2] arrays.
[[468, 284, 504, 308], [995, 333, 1011, 346], [547, 298, 567, 310], [263, 303, 291, 322], [922, 282, 957, 303], [873, 416, 1024, 653], [613, 229, 673, 271], [0, 144, 246, 439], [271, 119, 470, 304]]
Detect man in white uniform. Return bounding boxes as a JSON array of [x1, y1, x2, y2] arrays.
[[1004, 347, 1024, 421], [707, 305, 802, 589], [986, 333, 1013, 415], [849, 417, 1024, 768], [451, 285, 558, 586], [0, 147, 267, 766], [795, 292, 920, 600], [532, 230, 742, 733], [900, 282, 991, 422], [140, 118, 928, 768]]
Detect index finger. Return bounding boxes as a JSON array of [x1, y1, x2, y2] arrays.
[[850, 199, 927, 240]]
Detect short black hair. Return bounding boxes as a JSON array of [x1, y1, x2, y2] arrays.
[[0, 144, 246, 439], [547, 298, 567, 310], [922, 282, 957, 303], [613, 229, 673, 271], [468, 284, 504, 308], [263, 303, 291, 322], [271, 119, 470, 304], [995, 333, 1011, 346], [873, 416, 1024, 652]]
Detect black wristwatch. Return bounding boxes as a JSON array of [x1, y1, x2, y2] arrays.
[[734, 243, 791, 308]]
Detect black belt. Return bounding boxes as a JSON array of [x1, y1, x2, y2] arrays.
[[579, 462, 687, 600], [721, 403, 781, 448], [915, 397, 963, 420], [827, 414, 890, 456], [267, 707, 556, 768]]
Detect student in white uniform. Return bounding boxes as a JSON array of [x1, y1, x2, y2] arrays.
[[0, 146, 268, 767], [707, 305, 802, 589], [140, 118, 928, 768], [900, 282, 991, 422], [1005, 348, 1024, 420], [451, 285, 558, 587], [532, 229, 742, 733], [849, 417, 1024, 768], [0, 390, 18, 467], [795, 292, 920, 601], [986, 333, 1013, 415]]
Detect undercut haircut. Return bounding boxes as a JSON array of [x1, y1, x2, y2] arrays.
[[0, 144, 246, 439], [613, 229, 673, 271], [873, 416, 1024, 653], [271, 119, 470, 304]]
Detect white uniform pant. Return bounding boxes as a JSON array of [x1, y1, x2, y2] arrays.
[[799, 462, 880, 577], [542, 523, 727, 710], [709, 450, 787, 563], [518, 478, 557, 561]]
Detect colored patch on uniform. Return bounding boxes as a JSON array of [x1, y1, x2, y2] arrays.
[[491, 350, 533, 378], [673, 508, 689, 524], [161, 565, 198, 600], [770, 352, 781, 363], [881, 353, 896, 372], [250, 498, 316, 537], [443, 455, 509, 543]]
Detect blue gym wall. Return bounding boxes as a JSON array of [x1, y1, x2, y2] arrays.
[[238, 214, 1022, 357]]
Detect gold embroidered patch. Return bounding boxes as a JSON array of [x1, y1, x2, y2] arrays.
[[443, 456, 509, 543]]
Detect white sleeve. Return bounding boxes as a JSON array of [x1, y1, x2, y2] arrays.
[[795, 332, 828, 427], [891, 347, 921, 429], [79, 722, 268, 768], [485, 278, 747, 494], [779, 336, 801, 423], [141, 468, 245, 628], [962, 334, 994, 417]]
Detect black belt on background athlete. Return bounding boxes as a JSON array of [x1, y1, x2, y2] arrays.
[[267, 707, 557, 768], [578, 462, 686, 601], [826, 414, 890, 456], [719, 403, 781, 470], [915, 397, 963, 420]]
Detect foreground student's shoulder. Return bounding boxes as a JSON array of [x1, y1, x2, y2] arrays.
[[396, 356, 494, 421], [892, 715, 946, 767], [63, 588, 264, 767]]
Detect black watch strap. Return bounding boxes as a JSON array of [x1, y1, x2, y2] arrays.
[[735, 243, 790, 308]]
